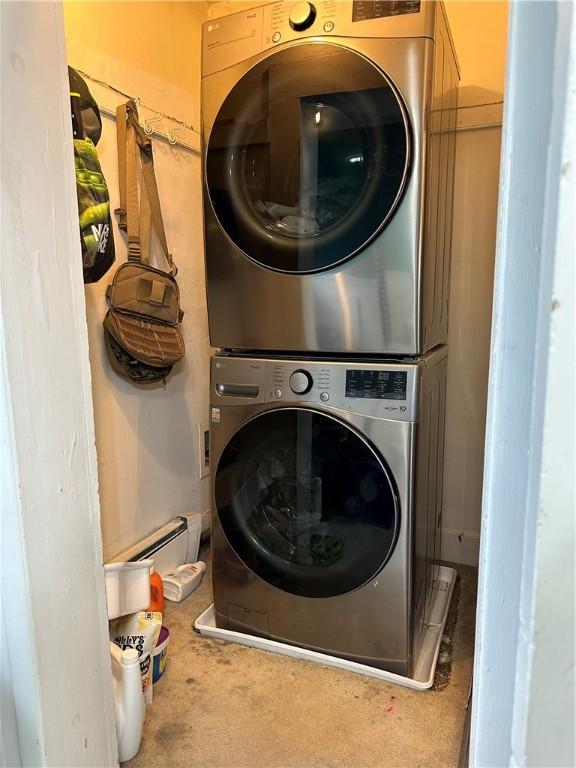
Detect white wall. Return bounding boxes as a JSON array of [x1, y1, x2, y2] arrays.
[[63, 2, 211, 560], [445, 0, 508, 107], [442, 116, 503, 565], [441, 1, 508, 565]]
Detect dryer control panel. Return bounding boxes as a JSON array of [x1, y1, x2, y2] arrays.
[[202, 0, 435, 77], [210, 354, 433, 422]]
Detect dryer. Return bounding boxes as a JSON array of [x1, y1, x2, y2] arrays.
[[202, 1, 459, 356], [209, 347, 447, 675]]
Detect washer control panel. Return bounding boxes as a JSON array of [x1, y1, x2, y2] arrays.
[[271, 363, 331, 402], [211, 355, 429, 422]]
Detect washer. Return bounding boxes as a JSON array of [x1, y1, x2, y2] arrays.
[[209, 347, 447, 675], [202, 2, 459, 355]]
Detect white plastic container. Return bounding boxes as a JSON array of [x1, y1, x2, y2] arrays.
[[185, 514, 202, 565], [194, 566, 458, 691], [162, 561, 206, 602], [104, 560, 153, 620], [110, 641, 145, 762]]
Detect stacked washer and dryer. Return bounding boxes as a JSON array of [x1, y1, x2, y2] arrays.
[[201, 0, 459, 677]]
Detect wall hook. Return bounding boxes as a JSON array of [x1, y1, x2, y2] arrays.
[[167, 123, 187, 145], [143, 110, 164, 135]]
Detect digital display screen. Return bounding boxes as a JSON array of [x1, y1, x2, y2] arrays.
[[352, 1, 421, 23], [345, 370, 407, 400]]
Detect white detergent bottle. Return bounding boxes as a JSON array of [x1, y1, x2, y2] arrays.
[[110, 641, 145, 762], [162, 561, 206, 602]]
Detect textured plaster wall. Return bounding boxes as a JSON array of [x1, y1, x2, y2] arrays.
[[442, 0, 508, 565], [63, 1, 211, 560]]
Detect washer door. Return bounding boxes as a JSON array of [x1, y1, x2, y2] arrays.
[[215, 409, 400, 598], [206, 42, 411, 273]]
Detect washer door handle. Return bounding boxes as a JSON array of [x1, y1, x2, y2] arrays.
[[216, 383, 259, 398]]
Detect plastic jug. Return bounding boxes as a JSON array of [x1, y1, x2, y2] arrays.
[[162, 561, 206, 602], [110, 641, 145, 762], [149, 567, 164, 612]]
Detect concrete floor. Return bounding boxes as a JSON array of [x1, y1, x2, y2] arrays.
[[125, 547, 476, 768]]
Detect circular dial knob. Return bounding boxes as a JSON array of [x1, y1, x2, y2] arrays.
[[289, 1, 317, 31], [289, 369, 313, 395]]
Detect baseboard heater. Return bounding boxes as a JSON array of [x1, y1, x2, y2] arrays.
[[108, 513, 205, 576]]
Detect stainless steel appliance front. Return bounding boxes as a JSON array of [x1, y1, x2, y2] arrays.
[[209, 348, 447, 675], [202, 1, 459, 355]]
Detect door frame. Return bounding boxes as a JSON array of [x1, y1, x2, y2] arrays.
[[1, 2, 117, 765], [469, 1, 574, 765]]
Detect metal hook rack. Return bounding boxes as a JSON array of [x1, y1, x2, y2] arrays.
[[74, 68, 200, 155]]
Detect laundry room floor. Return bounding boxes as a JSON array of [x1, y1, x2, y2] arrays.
[[124, 544, 477, 768]]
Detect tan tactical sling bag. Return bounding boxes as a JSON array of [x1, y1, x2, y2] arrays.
[[103, 100, 184, 385]]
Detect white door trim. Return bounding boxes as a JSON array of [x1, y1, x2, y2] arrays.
[[470, 1, 575, 765], [0, 2, 118, 765]]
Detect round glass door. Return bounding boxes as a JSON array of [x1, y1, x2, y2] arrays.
[[215, 409, 400, 598], [206, 43, 410, 273]]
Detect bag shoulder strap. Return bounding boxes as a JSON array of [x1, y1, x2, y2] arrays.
[[114, 103, 127, 230], [114, 100, 142, 264], [139, 145, 176, 275], [114, 99, 177, 275]]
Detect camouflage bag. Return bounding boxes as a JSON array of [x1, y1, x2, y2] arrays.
[[68, 67, 115, 283]]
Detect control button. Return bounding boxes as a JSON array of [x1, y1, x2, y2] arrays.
[[289, 369, 313, 395], [323, 21, 334, 32], [289, 1, 316, 31], [273, 389, 283, 399], [272, 31, 281, 43], [320, 391, 330, 402]]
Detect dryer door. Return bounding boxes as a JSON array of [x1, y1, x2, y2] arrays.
[[206, 42, 411, 273], [215, 408, 400, 598]]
